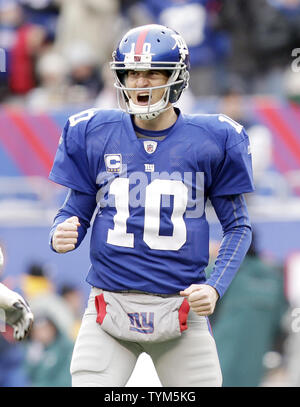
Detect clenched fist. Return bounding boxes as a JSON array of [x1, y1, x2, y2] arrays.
[[180, 284, 219, 316], [52, 216, 80, 253]]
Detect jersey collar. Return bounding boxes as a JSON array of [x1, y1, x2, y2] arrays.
[[123, 108, 184, 143]]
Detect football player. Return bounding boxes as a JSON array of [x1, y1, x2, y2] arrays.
[[49, 24, 254, 387], [0, 247, 33, 341]]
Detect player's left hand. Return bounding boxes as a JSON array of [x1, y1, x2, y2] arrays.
[[0, 283, 34, 340], [180, 284, 219, 316]]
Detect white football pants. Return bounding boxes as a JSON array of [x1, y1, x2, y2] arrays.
[[70, 287, 222, 387]]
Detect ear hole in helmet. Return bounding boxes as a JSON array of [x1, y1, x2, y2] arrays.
[[117, 70, 126, 85], [169, 69, 189, 103]]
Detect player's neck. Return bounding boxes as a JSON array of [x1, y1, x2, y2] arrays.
[[133, 107, 178, 131]]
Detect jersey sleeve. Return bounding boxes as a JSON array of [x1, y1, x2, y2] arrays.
[[206, 194, 252, 298], [49, 117, 97, 195], [209, 126, 255, 197], [49, 189, 97, 252]]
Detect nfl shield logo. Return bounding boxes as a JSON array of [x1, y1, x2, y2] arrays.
[[143, 141, 157, 154]]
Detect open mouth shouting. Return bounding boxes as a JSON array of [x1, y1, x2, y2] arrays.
[[136, 92, 151, 105]]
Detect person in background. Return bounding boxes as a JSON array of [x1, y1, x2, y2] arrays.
[[210, 231, 287, 386], [26, 50, 70, 112], [59, 284, 85, 340], [21, 262, 76, 341], [24, 313, 73, 387], [130, 0, 231, 96]]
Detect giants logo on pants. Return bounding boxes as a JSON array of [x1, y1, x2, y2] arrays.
[[127, 312, 154, 334], [94, 291, 189, 343]]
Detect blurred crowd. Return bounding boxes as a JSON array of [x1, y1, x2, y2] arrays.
[[0, 261, 84, 387], [0, 0, 300, 388], [0, 0, 300, 113]]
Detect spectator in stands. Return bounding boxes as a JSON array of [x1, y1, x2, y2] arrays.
[[59, 284, 84, 340], [21, 262, 54, 299], [0, 328, 29, 387], [0, 1, 22, 101], [65, 41, 104, 104], [27, 43, 104, 111], [24, 313, 73, 387], [21, 262, 76, 340], [210, 231, 288, 386], [19, 0, 60, 42], [26, 49, 71, 111], [94, 63, 118, 109], [218, 0, 260, 95], [0, 0, 49, 102], [220, 0, 300, 96], [54, 0, 120, 68]]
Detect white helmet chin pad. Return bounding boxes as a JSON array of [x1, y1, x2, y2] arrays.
[[128, 101, 163, 120]]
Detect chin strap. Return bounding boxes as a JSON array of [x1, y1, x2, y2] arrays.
[[135, 110, 161, 121], [133, 104, 173, 121]]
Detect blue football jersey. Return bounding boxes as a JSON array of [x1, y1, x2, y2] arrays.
[[49, 108, 254, 294]]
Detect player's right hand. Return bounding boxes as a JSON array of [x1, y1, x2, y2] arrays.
[[52, 216, 80, 253]]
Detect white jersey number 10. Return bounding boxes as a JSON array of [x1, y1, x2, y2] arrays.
[[107, 178, 188, 251]]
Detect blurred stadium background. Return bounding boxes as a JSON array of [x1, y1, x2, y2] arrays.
[[0, 0, 300, 387]]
